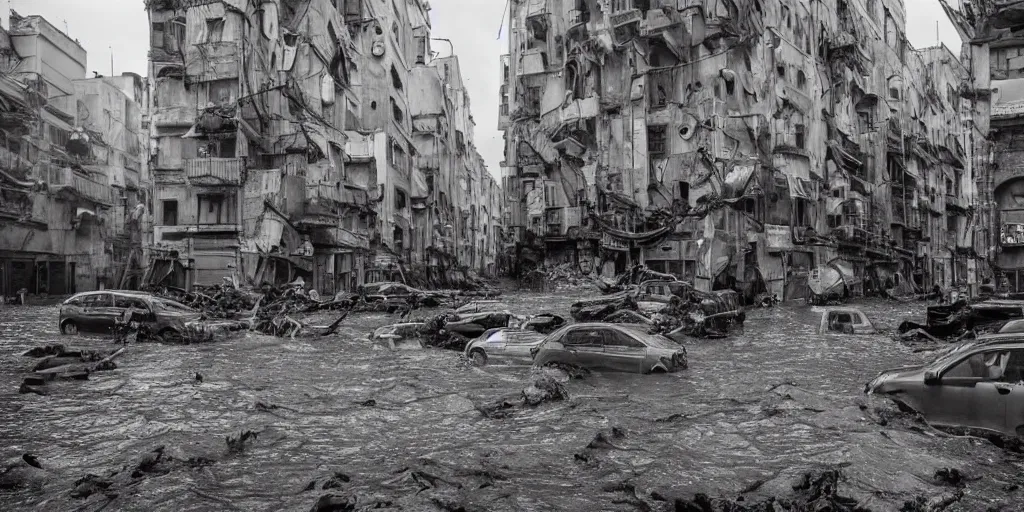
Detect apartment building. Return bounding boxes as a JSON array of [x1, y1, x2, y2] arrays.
[[500, 0, 979, 300]]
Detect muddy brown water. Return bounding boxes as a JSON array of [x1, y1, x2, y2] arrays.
[[1, 293, 1022, 511]]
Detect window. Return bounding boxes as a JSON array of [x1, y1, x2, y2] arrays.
[[944, 351, 1010, 380], [647, 125, 667, 156], [197, 194, 227, 224], [390, 65, 403, 90], [162, 200, 178, 226], [794, 124, 805, 148], [777, 65, 786, 79], [797, 70, 806, 89], [889, 87, 900, 100], [395, 188, 407, 210], [206, 17, 225, 43], [114, 295, 149, 310], [795, 198, 810, 227], [83, 294, 112, 307], [604, 330, 644, 348], [564, 329, 603, 346], [390, 96, 403, 123], [151, 22, 165, 48], [168, 17, 186, 52]]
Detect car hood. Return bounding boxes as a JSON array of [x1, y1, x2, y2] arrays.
[[643, 335, 684, 351]]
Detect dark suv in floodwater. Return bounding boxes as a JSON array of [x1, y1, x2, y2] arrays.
[[58, 290, 201, 337], [866, 334, 1024, 437]]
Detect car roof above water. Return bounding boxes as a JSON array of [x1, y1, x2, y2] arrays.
[[64, 290, 151, 302]]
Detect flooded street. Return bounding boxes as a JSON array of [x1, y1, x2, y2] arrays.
[[2, 293, 1023, 511]]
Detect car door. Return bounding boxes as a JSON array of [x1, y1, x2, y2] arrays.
[[503, 330, 547, 364], [91, 293, 119, 334], [562, 328, 605, 368], [997, 348, 1024, 437], [919, 349, 1011, 434], [600, 328, 645, 373], [78, 294, 108, 332]]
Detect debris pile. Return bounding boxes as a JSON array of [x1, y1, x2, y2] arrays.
[[897, 298, 1024, 343], [414, 310, 566, 352], [664, 468, 963, 512], [475, 370, 570, 419], [18, 344, 124, 396], [594, 263, 678, 294], [570, 286, 745, 338]]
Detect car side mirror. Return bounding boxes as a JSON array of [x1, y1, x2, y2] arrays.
[[924, 370, 940, 385]]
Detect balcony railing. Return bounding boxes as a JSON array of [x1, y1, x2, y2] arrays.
[[184, 157, 243, 184], [47, 166, 111, 205]]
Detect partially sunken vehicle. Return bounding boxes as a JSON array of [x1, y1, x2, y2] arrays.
[[531, 323, 688, 374], [463, 328, 547, 366], [59, 291, 202, 338], [865, 334, 1024, 437], [816, 308, 877, 335]]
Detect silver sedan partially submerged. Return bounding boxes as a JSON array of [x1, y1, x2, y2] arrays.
[[463, 328, 547, 366], [530, 323, 688, 374]]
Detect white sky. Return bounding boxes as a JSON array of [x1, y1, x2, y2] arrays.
[[14, 0, 961, 180]]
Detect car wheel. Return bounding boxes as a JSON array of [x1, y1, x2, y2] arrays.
[[60, 320, 78, 335], [470, 349, 488, 366], [158, 328, 182, 343]]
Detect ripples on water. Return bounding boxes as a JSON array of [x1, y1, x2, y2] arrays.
[[0, 296, 1021, 511]]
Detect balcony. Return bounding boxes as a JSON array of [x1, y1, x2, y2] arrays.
[[48, 166, 112, 205], [184, 157, 243, 185]]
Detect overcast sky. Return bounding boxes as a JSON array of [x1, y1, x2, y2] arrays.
[[16, 0, 960, 180]]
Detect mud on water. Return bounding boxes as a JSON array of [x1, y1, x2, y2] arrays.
[[1, 294, 1023, 511]]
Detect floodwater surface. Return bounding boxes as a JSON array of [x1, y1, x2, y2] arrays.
[[1, 294, 1022, 511]]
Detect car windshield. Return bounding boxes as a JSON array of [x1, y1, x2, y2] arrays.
[[152, 299, 195, 313]]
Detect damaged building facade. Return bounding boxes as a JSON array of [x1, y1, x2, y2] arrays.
[[145, 0, 499, 293], [942, 0, 1024, 294], [501, 0, 981, 300], [0, 12, 148, 298]]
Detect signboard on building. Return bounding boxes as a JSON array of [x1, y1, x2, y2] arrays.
[[765, 224, 793, 251]]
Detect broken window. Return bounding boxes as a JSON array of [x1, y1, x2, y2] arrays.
[[647, 125, 667, 156], [208, 79, 236, 106], [648, 39, 678, 67], [162, 200, 178, 226], [526, 15, 549, 50], [776, 65, 786, 80], [206, 17, 225, 43]]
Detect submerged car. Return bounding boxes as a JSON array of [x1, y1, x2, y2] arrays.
[[865, 333, 1024, 437], [59, 291, 201, 337], [817, 308, 877, 334], [531, 323, 688, 374], [463, 328, 547, 366], [370, 322, 425, 349]]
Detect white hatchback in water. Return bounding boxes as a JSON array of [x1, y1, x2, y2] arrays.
[[463, 328, 547, 366]]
